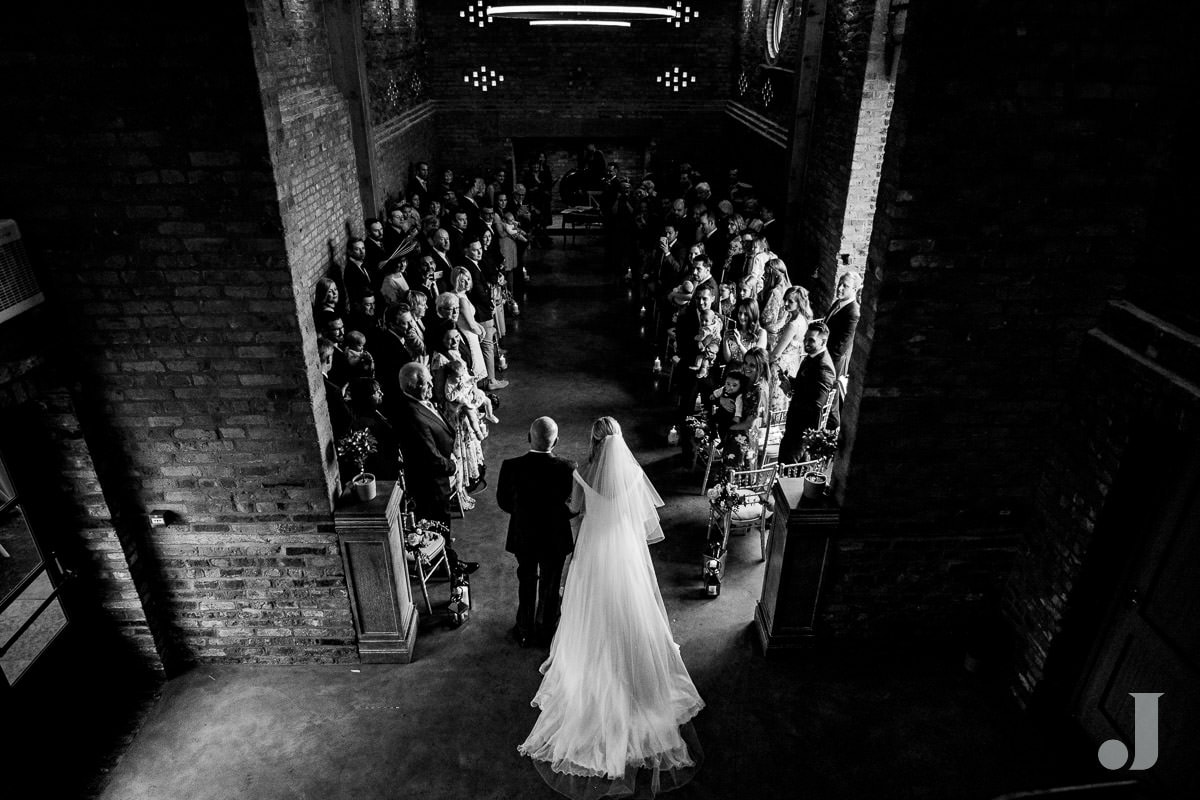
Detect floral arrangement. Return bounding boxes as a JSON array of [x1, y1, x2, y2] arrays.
[[404, 518, 450, 563], [801, 428, 839, 460], [706, 480, 749, 514], [685, 414, 711, 451], [336, 428, 378, 477]]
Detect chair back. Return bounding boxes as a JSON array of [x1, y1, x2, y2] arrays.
[[818, 387, 836, 429], [728, 464, 777, 496], [777, 460, 822, 479]]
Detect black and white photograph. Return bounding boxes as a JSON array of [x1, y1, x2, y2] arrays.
[[0, 1, 1195, 798]]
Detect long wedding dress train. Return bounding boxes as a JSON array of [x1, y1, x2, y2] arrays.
[[518, 435, 704, 799]]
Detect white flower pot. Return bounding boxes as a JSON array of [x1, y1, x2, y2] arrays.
[[352, 472, 377, 502]]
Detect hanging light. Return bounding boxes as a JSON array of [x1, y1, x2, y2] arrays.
[[529, 19, 632, 27], [488, 4, 678, 22]]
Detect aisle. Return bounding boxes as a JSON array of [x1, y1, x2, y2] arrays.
[[96, 247, 1076, 800]]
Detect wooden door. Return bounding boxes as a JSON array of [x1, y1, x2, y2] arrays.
[[1074, 448, 1200, 793]]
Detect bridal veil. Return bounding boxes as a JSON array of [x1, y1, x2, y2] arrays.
[[518, 431, 704, 799]]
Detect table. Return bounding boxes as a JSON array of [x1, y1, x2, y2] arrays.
[[559, 207, 603, 246]]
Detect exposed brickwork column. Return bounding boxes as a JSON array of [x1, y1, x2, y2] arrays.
[[3, 3, 360, 666]]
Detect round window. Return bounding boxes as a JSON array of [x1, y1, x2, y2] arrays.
[[766, 0, 795, 63]]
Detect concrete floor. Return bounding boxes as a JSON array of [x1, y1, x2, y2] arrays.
[[93, 244, 1104, 800]]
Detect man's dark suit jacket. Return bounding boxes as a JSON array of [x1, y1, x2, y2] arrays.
[[497, 452, 577, 558], [373, 327, 421, 398], [779, 350, 836, 462], [429, 249, 456, 292], [406, 176, 430, 207], [365, 238, 388, 276], [324, 376, 352, 439], [825, 299, 861, 377], [344, 258, 374, 301], [761, 218, 785, 255], [391, 392, 456, 520]]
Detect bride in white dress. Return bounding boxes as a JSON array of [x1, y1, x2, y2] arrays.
[[518, 416, 704, 799]]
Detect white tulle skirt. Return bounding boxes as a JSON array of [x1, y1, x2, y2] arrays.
[[518, 480, 704, 799]]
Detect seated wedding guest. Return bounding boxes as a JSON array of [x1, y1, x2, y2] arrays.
[[769, 286, 812, 378], [345, 377, 398, 481], [779, 321, 837, 464], [391, 363, 477, 576], [720, 298, 768, 368], [319, 337, 352, 440]]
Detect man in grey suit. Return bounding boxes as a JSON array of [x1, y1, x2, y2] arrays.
[[496, 417, 577, 647]]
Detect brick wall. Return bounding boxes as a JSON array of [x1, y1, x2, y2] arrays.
[[373, 106, 439, 213], [363, 0, 438, 211], [422, 2, 734, 182], [797, 0, 882, 292], [0, 313, 162, 671], [1, 2, 357, 667], [826, 0, 1184, 639], [1004, 300, 1200, 706]]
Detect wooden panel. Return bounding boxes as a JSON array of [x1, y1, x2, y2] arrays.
[[344, 540, 399, 636]]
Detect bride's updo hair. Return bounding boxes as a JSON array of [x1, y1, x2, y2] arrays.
[[589, 416, 621, 462]]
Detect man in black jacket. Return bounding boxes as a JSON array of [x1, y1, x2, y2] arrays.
[[779, 322, 837, 464], [391, 362, 477, 575], [824, 271, 862, 427], [496, 416, 576, 647]]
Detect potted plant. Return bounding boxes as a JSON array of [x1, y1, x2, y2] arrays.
[[336, 428, 379, 502], [799, 428, 839, 499]]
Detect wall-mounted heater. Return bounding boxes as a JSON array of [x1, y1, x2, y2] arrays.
[[0, 220, 45, 325]]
